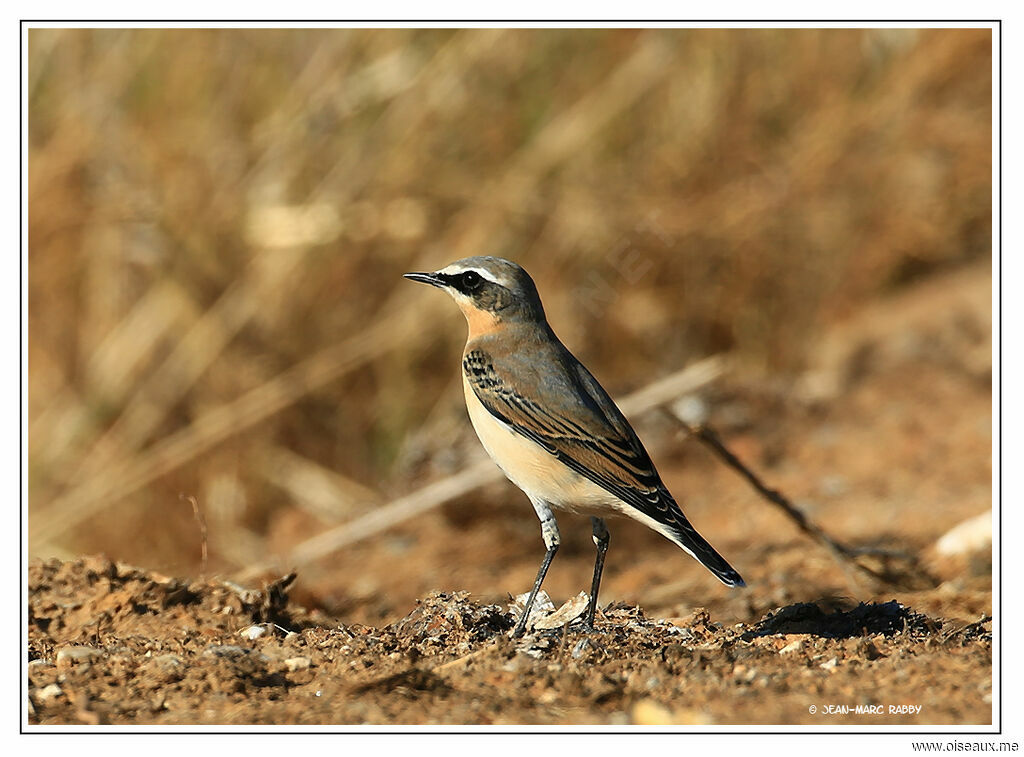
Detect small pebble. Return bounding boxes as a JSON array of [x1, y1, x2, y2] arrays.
[[144, 654, 186, 683], [284, 656, 312, 672], [36, 683, 64, 703], [56, 646, 101, 670], [239, 625, 267, 640], [151, 654, 184, 670]]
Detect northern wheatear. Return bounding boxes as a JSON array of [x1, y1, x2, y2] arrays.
[[405, 257, 744, 636]]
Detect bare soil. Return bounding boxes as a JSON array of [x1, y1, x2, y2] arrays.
[[27, 264, 993, 726], [26, 556, 991, 726]]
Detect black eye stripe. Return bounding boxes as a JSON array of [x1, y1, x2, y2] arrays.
[[434, 270, 488, 293]]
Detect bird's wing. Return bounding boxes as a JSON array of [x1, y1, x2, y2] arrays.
[[463, 347, 663, 506], [463, 346, 743, 587]]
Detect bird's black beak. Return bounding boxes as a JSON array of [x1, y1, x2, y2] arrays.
[[403, 271, 447, 288]]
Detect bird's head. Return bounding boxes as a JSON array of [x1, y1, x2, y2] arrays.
[[404, 256, 546, 335]]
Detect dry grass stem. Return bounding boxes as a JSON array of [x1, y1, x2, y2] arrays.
[[181, 494, 209, 579]]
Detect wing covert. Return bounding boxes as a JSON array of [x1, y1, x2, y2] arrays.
[[462, 348, 671, 517]]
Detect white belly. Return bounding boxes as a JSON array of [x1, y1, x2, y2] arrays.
[[462, 375, 622, 516]]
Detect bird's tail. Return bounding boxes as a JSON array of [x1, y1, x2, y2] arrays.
[[664, 514, 745, 588]]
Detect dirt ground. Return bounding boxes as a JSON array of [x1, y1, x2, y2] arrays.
[[26, 263, 993, 727]]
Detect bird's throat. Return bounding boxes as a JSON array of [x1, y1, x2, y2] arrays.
[[460, 303, 502, 338]]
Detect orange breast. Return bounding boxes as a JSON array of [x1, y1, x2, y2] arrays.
[[459, 301, 502, 338]]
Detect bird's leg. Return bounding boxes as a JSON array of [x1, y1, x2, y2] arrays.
[[584, 516, 610, 631], [513, 499, 561, 637]]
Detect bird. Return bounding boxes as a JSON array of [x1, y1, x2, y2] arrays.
[[404, 256, 744, 636]]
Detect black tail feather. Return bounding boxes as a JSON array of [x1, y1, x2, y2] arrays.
[[666, 517, 745, 587]]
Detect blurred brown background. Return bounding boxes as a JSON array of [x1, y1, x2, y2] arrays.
[[28, 28, 992, 624]]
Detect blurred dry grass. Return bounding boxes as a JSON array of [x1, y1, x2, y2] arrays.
[[27, 28, 991, 575]]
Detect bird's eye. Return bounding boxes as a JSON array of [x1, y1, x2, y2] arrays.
[[461, 271, 483, 291]]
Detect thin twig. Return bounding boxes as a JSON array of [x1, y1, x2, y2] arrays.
[[181, 494, 208, 580], [664, 411, 921, 588]]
